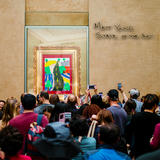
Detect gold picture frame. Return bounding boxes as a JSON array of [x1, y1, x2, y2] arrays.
[[33, 46, 80, 96]]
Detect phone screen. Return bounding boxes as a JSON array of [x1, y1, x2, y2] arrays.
[[118, 83, 122, 90], [88, 85, 95, 89]]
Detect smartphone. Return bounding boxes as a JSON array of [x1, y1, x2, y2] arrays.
[[59, 112, 71, 123], [118, 83, 122, 90], [88, 85, 95, 89]]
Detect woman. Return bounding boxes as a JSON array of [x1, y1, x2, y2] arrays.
[[0, 97, 19, 130], [88, 110, 114, 142], [70, 116, 96, 160]]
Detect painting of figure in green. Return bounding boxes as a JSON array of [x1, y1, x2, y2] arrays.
[[42, 54, 72, 94]]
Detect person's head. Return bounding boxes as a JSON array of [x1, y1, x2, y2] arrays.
[[20, 93, 27, 104], [129, 88, 140, 99], [44, 122, 71, 140], [34, 122, 80, 159], [67, 94, 77, 107], [22, 94, 36, 110], [99, 123, 120, 145], [49, 94, 60, 105], [43, 106, 55, 122], [82, 104, 101, 119], [124, 99, 136, 115], [96, 109, 114, 125], [54, 102, 71, 121], [91, 94, 103, 108], [2, 97, 19, 125], [76, 103, 89, 115], [0, 126, 23, 157], [39, 91, 49, 103], [70, 116, 89, 137], [107, 89, 119, 102], [0, 100, 5, 111], [143, 94, 159, 111]]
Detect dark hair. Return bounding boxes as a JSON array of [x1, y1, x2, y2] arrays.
[[20, 93, 26, 103], [0, 100, 5, 104], [49, 94, 60, 105], [131, 94, 139, 99], [40, 91, 49, 100], [91, 94, 103, 108], [44, 125, 56, 138], [124, 99, 136, 115], [99, 124, 120, 145], [36, 94, 42, 105], [70, 116, 89, 137], [76, 104, 89, 115], [54, 102, 71, 121], [107, 89, 119, 101], [22, 94, 36, 110], [43, 105, 55, 122], [0, 126, 23, 156], [153, 94, 159, 106], [143, 94, 159, 110]]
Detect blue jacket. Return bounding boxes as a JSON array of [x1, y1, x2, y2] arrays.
[[85, 145, 131, 160]]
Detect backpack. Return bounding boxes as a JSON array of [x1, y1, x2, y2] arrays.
[[24, 114, 45, 159]]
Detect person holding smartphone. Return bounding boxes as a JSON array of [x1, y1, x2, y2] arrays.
[[106, 89, 127, 136], [118, 84, 143, 112]]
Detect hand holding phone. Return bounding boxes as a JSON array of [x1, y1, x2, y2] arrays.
[[88, 85, 95, 90], [117, 83, 122, 90]]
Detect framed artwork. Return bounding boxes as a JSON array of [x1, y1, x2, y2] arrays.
[[34, 47, 80, 95]]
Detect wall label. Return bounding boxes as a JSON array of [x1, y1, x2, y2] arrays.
[[94, 22, 153, 40]]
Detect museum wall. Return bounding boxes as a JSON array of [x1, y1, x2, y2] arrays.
[[0, 0, 88, 100], [0, 0, 25, 99], [1, 0, 160, 100], [89, 0, 160, 98]]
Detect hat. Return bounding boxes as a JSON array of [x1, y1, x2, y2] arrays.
[[107, 89, 119, 101], [129, 88, 140, 97]]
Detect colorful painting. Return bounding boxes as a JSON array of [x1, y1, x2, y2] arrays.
[[33, 47, 80, 96], [42, 54, 72, 94]]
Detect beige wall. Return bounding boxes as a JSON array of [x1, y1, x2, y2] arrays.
[[1, 0, 160, 100], [89, 0, 160, 98], [26, 0, 88, 12], [0, 0, 25, 100]]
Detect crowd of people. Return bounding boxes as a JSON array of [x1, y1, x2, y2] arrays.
[[0, 86, 160, 160]]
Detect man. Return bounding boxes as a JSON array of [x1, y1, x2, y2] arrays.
[[107, 89, 127, 136], [9, 94, 48, 153], [34, 90, 55, 114], [119, 87, 143, 112], [128, 94, 160, 158], [87, 124, 131, 160]]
